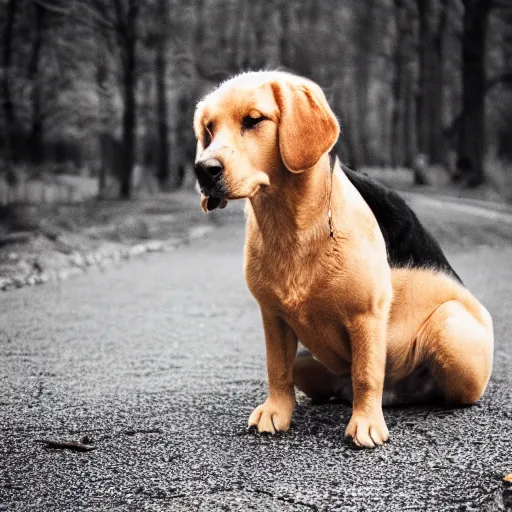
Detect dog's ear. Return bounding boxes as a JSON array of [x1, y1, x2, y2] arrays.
[[271, 79, 340, 173]]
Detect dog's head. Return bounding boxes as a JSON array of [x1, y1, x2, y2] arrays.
[[193, 71, 340, 211]]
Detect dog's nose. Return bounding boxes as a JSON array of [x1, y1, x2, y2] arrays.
[[195, 158, 223, 178]]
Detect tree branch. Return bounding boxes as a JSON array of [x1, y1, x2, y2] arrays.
[[88, 0, 119, 31], [69, 2, 117, 34], [34, 0, 69, 16]]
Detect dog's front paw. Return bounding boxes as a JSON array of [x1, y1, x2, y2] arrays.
[[248, 395, 295, 433], [345, 409, 389, 448]]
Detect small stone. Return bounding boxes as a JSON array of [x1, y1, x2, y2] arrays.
[[163, 238, 182, 251], [69, 253, 85, 268], [0, 278, 13, 291], [146, 240, 164, 252], [129, 244, 146, 257], [36, 274, 48, 284], [188, 225, 212, 240], [85, 253, 96, 266], [13, 276, 25, 288]]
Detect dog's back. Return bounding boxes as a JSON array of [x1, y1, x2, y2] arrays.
[[341, 163, 462, 284]]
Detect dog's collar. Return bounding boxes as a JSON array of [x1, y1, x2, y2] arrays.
[[328, 151, 336, 239]]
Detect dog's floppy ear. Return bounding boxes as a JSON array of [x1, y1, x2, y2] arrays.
[[271, 78, 340, 173]]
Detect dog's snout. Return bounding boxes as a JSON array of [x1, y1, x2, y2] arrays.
[[195, 158, 223, 178]]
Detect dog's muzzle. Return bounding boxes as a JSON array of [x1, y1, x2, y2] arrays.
[[194, 158, 228, 211]]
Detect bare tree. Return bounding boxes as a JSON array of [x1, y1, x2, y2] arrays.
[[415, 0, 434, 166], [113, 0, 139, 199], [391, 0, 408, 167], [28, 1, 46, 165], [96, 32, 110, 199], [431, 0, 449, 164], [455, 0, 493, 186], [2, 0, 17, 171], [403, 62, 416, 167], [353, 1, 376, 166], [155, 0, 170, 190], [77, 0, 141, 198]]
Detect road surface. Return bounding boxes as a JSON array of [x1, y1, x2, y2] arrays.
[[1, 193, 511, 511]]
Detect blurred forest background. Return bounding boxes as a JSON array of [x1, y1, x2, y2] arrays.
[[1, 0, 512, 202]]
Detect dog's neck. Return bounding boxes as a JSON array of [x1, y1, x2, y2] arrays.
[[247, 153, 336, 245]]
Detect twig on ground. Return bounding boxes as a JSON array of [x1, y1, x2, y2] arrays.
[[36, 436, 96, 452]]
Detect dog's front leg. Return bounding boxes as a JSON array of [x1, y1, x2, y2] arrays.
[[248, 310, 297, 433], [345, 314, 389, 448]]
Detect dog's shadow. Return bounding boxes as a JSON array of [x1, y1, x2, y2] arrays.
[[290, 394, 468, 445]]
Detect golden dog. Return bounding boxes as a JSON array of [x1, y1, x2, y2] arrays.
[[193, 71, 494, 448]]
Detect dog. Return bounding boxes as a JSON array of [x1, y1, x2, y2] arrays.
[[193, 71, 494, 448]]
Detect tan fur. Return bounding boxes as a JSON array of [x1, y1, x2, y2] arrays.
[[193, 71, 494, 448]]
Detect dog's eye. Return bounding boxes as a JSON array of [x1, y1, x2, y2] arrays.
[[203, 122, 213, 148], [242, 115, 265, 131]]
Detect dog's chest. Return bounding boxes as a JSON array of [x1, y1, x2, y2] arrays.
[[269, 265, 320, 312], [246, 247, 326, 312], [246, 253, 347, 330]]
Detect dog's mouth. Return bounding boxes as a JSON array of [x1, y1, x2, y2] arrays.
[[200, 194, 228, 213], [196, 179, 229, 212]]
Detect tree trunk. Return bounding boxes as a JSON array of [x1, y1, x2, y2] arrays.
[[119, 0, 138, 200], [96, 41, 108, 199], [404, 65, 416, 168], [456, 0, 493, 186], [346, 80, 362, 169], [332, 80, 357, 168], [416, 0, 433, 162], [279, 1, 294, 69], [155, 0, 170, 190], [234, 0, 251, 70], [429, 0, 449, 165], [391, 0, 405, 167], [29, 2, 45, 165], [354, 2, 374, 166], [2, 0, 17, 171]]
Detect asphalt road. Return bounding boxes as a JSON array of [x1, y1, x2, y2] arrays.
[[1, 193, 512, 511]]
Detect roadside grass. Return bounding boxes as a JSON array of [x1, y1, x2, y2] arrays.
[[0, 190, 208, 290]]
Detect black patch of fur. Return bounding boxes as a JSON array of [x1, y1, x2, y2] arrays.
[[340, 162, 462, 284]]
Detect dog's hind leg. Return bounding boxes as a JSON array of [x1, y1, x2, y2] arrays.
[[293, 349, 352, 403], [417, 299, 494, 405]]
